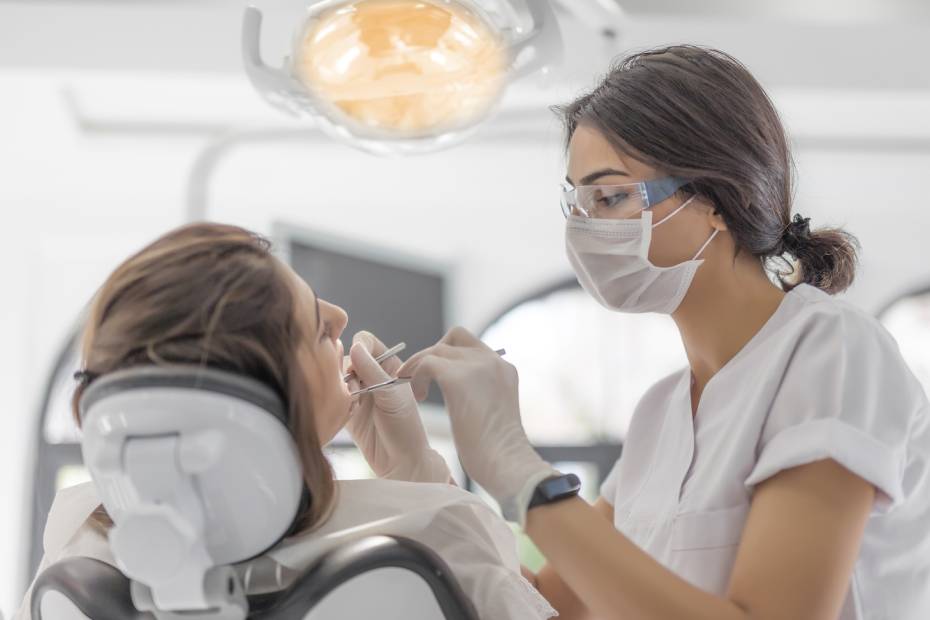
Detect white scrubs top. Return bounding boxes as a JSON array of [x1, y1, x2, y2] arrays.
[[600, 283, 930, 619], [15, 479, 555, 620]]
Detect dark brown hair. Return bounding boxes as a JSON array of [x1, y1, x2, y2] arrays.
[[555, 45, 859, 294], [72, 222, 335, 533]]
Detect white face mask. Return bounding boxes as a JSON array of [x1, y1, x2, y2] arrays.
[[565, 196, 719, 314]]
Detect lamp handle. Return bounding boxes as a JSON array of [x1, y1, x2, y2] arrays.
[[508, 0, 563, 79], [242, 6, 316, 117]]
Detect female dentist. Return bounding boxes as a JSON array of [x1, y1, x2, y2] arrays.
[[395, 46, 930, 619]]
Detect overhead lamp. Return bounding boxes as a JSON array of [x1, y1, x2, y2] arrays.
[[242, 0, 562, 155]]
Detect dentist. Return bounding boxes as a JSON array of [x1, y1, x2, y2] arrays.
[[396, 46, 930, 619]]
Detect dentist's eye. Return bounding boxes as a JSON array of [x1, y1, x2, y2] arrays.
[[601, 192, 631, 207]]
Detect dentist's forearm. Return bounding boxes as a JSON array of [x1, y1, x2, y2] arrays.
[[533, 562, 596, 620], [525, 497, 749, 620]]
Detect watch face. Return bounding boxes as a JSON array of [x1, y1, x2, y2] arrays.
[[541, 473, 581, 499]]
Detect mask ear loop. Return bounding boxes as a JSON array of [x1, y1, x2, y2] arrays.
[[649, 194, 719, 260], [652, 195, 696, 228], [692, 228, 720, 260]]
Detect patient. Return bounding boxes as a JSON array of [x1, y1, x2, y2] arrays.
[[14, 223, 555, 619]]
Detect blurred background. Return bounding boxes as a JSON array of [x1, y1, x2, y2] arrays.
[[1, 0, 929, 614]]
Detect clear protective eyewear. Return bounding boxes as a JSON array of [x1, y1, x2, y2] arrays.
[[560, 176, 691, 219]]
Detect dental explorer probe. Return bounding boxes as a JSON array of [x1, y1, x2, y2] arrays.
[[349, 348, 507, 397]]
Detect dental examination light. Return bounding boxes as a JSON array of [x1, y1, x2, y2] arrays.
[[242, 0, 563, 155]]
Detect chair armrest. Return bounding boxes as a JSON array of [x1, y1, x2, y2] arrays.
[[31, 557, 152, 620]]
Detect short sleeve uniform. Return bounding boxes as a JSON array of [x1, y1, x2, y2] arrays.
[[599, 284, 930, 619]]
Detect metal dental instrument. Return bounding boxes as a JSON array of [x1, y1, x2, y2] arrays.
[[350, 376, 413, 396], [343, 342, 406, 382], [349, 348, 507, 397]]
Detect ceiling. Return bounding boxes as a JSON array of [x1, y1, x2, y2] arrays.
[[1, 0, 928, 97], [1, 0, 928, 94], [603, 0, 929, 21], [8, 0, 930, 19]]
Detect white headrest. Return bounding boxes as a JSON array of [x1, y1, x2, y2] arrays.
[[79, 365, 306, 612]]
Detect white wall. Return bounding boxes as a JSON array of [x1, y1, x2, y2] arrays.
[[0, 72, 204, 615], [792, 148, 930, 310]]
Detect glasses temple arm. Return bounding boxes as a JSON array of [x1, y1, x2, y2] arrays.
[[644, 177, 691, 207]]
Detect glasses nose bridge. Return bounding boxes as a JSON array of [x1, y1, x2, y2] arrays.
[[561, 185, 579, 218], [575, 187, 599, 218], [568, 196, 590, 219]]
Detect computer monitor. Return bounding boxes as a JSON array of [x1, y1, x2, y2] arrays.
[[274, 223, 451, 406]]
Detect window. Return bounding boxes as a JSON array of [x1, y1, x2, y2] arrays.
[[480, 279, 687, 570], [30, 327, 85, 579], [481, 280, 688, 446]]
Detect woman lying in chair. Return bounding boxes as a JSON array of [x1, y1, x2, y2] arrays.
[[14, 222, 555, 619]]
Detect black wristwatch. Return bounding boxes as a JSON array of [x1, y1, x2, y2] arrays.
[[528, 473, 581, 511]]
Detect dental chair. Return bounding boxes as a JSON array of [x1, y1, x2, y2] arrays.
[[30, 366, 478, 620]]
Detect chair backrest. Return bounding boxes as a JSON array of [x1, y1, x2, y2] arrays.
[[32, 535, 479, 620], [79, 365, 307, 611]]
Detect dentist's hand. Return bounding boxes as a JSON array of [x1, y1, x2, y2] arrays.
[[397, 327, 558, 527], [345, 331, 453, 484]]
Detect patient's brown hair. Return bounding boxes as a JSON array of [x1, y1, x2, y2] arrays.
[[71, 222, 335, 533]]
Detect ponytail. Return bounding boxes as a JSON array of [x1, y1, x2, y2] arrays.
[[777, 214, 860, 295]]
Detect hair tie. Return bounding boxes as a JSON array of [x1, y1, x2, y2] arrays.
[[781, 213, 811, 252], [73, 369, 99, 386]]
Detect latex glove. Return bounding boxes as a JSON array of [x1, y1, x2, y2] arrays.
[[397, 327, 559, 527], [345, 331, 453, 484]]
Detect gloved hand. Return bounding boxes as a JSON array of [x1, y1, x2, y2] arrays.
[[345, 331, 453, 484], [397, 327, 559, 527]]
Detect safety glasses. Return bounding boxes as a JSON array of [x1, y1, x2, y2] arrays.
[[560, 176, 691, 219]]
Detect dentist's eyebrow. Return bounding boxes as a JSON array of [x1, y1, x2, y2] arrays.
[[566, 168, 631, 186]]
